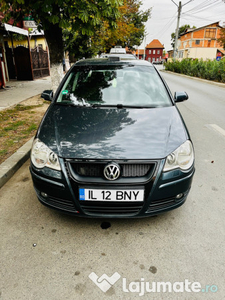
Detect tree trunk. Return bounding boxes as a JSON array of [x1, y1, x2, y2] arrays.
[[44, 24, 64, 92]]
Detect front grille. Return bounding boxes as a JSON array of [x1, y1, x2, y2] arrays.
[[64, 160, 157, 216], [67, 162, 155, 179], [122, 164, 151, 177], [75, 164, 101, 177], [80, 201, 143, 215]]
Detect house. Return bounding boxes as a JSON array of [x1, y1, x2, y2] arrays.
[[163, 52, 168, 62], [5, 29, 48, 51], [0, 13, 50, 84], [145, 39, 164, 63], [178, 21, 224, 60], [136, 49, 145, 60], [167, 50, 174, 59]]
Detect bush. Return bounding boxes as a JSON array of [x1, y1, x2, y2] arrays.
[[164, 58, 225, 83]]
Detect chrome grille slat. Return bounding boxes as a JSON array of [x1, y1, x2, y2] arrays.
[[68, 162, 154, 178], [121, 164, 150, 177]]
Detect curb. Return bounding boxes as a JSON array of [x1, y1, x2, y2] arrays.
[[0, 137, 33, 189]]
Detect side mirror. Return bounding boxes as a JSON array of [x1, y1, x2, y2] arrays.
[[174, 91, 188, 103], [41, 90, 53, 101]]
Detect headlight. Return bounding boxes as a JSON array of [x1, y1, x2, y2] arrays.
[[31, 139, 61, 171], [163, 140, 194, 172]]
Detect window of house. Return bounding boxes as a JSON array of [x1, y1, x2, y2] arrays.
[[153, 50, 155, 54], [195, 40, 200, 45], [178, 51, 183, 58], [149, 50, 151, 54], [205, 28, 216, 39], [157, 50, 160, 54]]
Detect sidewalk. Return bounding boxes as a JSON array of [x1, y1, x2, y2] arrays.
[[0, 77, 51, 111], [0, 77, 51, 188]]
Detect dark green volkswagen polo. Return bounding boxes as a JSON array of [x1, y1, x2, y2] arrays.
[[30, 58, 195, 218]]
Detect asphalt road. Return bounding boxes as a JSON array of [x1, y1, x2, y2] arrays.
[[0, 70, 225, 300]]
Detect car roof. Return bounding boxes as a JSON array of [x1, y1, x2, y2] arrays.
[[74, 57, 153, 67], [100, 53, 137, 60]]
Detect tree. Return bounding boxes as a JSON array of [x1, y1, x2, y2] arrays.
[[217, 27, 225, 50], [104, 0, 151, 51], [171, 24, 195, 49], [64, 0, 151, 59], [1, 0, 121, 89]]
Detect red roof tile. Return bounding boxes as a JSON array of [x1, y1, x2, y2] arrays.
[[146, 39, 164, 49]]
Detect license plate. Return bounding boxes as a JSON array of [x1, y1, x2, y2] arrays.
[[79, 188, 144, 202]]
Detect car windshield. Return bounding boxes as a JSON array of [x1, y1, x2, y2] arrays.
[[56, 65, 172, 108]]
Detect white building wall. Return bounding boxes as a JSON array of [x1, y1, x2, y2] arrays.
[[188, 48, 217, 60], [179, 47, 218, 60]]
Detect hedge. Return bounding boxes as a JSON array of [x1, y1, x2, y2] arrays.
[[164, 58, 225, 83]]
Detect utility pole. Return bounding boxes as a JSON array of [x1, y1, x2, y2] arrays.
[[173, 1, 181, 59], [143, 32, 149, 61], [171, 0, 193, 59]]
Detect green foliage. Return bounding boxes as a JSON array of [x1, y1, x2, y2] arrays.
[[1, 0, 150, 62], [119, 0, 151, 50], [23, 123, 38, 133], [171, 25, 196, 49], [64, 0, 151, 59], [12, 33, 25, 41], [164, 58, 225, 83], [1, 0, 122, 64], [3, 121, 26, 132]]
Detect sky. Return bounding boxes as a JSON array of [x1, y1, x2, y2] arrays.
[[139, 0, 225, 51]]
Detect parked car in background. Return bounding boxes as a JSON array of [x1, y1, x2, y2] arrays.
[[100, 53, 137, 60], [110, 46, 126, 54], [153, 60, 163, 64], [100, 46, 137, 60], [30, 57, 195, 218]]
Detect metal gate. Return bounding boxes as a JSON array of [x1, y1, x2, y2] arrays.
[[31, 46, 50, 79], [14, 46, 33, 80]]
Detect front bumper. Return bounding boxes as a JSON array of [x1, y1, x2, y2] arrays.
[[30, 158, 195, 218]]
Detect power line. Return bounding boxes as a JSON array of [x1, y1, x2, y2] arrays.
[[183, 0, 215, 13], [183, 0, 222, 14], [185, 0, 211, 12], [183, 11, 225, 22], [154, 13, 178, 37], [182, 13, 216, 22]]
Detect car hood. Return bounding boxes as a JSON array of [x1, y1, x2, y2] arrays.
[[38, 105, 188, 160]]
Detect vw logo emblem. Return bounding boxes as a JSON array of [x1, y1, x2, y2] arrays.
[[104, 163, 120, 181]]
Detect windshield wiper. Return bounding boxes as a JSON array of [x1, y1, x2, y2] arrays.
[[91, 104, 122, 108], [92, 103, 156, 109]]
